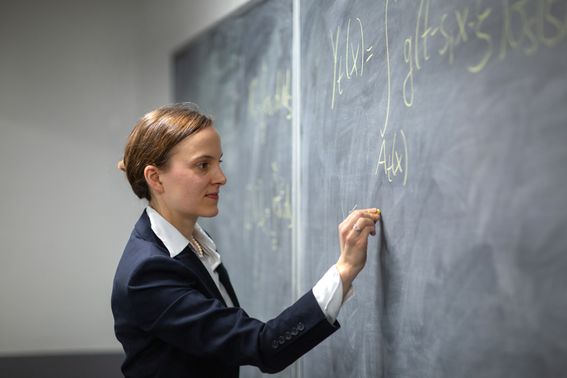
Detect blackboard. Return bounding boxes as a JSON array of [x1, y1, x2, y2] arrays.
[[174, 1, 293, 377], [174, 0, 567, 377]]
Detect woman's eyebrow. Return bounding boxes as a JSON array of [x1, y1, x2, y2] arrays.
[[191, 153, 223, 161]]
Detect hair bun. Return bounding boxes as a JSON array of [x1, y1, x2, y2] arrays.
[[117, 160, 126, 172]]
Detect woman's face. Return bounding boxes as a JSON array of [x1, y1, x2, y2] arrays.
[[157, 126, 226, 222]]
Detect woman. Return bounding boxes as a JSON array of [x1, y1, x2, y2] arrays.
[[111, 103, 380, 377]]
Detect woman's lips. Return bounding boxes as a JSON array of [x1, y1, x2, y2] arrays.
[[206, 193, 219, 200]]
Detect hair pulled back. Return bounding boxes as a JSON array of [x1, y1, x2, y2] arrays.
[[120, 103, 213, 201]]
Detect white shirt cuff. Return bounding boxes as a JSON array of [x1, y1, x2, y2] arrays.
[[312, 264, 354, 324]]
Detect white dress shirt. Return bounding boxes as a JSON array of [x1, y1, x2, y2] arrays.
[[146, 206, 352, 323]]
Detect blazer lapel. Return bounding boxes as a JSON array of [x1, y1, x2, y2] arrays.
[[135, 210, 234, 308], [216, 263, 240, 308], [175, 248, 228, 307]]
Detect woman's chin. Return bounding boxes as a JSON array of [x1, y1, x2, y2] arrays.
[[201, 208, 219, 218]]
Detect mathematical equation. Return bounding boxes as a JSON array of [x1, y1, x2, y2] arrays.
[[328, 0, 566, 186], [330, 17, 375, 109], [329, 2, 409, 186], [403, 0, 567, 106], [375, 128, 409, 185], [244, 162, 292, 251], [247, 65, 292, 145], [248, 65, 292, 119]]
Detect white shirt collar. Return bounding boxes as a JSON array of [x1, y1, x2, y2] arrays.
[[145, 206, 219, 263], [145, 207, 232, 307]]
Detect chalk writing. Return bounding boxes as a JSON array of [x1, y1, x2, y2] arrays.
[[330, 17, 375, 109], [375, 129, 409, 186], [500, 0, 567, 58], [382, 0, 392, 137], [247, 65, 292, 145], [403, 36, 415, 107], [244, 162, 292, 250], [334, 4, 410, 186], [248, 65, 292, 120], [402, 0, 567, 104], [376, 0, 409, 186], [328, 0, 564, 186]]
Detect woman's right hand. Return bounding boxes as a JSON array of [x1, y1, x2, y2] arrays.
[[335, 208, 381, 296]]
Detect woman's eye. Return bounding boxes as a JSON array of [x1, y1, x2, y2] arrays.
[[196, 162, 209, 170]]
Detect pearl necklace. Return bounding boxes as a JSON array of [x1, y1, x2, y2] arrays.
[[191, 236, 204, 257]]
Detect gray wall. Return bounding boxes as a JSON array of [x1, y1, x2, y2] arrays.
[[0, 0, 248, 356]]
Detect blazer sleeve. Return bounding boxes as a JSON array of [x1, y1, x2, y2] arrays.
[[127, 254, 339, 373]]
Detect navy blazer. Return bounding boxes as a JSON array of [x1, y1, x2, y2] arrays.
[[111, 211, 339, 377]]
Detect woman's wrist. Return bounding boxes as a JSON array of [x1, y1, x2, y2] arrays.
[[335, 260, 357, 296]]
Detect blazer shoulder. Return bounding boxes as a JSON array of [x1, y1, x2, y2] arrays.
[[113, 214, 173, 301], [119, 211, 169, 265], [116, 235, 178, 286]]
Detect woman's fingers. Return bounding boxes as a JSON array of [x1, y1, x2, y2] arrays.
[[336, 208, 381, 286], [341, 208, 381, 226], [351, 217, 377, 237], [339, 208, 381, 241]]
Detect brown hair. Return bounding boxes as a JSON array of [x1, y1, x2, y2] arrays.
[[120, 103, 213, 201]]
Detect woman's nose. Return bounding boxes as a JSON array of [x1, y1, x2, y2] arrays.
[[215, 166, 227, 186]]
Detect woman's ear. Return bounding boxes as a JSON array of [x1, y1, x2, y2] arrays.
[[144, 165, 164, 195]]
